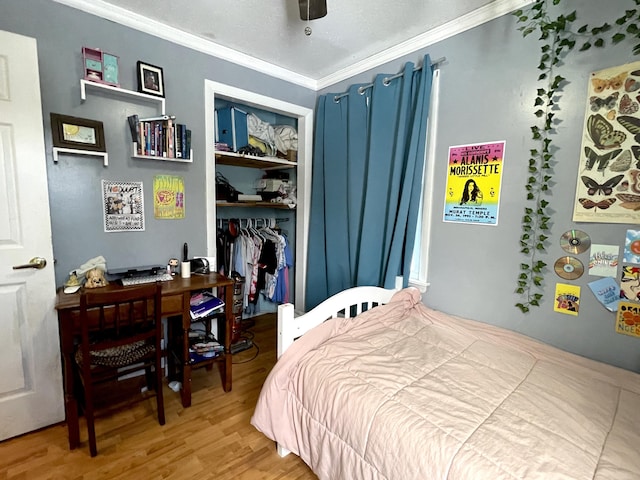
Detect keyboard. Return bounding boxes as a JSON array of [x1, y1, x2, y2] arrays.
[[121, 273, 174, 286]]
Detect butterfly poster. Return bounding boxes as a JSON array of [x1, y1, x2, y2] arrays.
[[573, 60, 640, 223], [442, 140, 505, 226]]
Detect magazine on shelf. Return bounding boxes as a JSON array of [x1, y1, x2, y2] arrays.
[[190, 291, 225, 319]]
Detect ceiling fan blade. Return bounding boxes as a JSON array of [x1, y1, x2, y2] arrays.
[[299, 0, 327, 20]]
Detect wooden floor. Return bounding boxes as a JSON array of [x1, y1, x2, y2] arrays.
[[0, 314, 316, 480]]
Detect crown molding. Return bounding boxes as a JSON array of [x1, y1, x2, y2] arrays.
[[316, 0, 534, 90], [51, 0, 319, 90], [52, 0, 533, 92]]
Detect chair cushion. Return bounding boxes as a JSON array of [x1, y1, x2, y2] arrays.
[[75, 340, 155, 368]]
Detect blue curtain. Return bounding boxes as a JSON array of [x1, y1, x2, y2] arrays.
[[306, 54, 434, 309]]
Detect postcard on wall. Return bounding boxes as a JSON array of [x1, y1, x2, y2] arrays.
[[587, 276, 620, 312], [620, 265, 640, 302], [615, 301, 640, 338], [102, 180, 145, 232], [623, 229, 640, 264], [153, 175, 185, 219], [572, 60, 640, 224], [588, 244, 619, 277], [442, 140, 505, 226], [554, 283, 580, 316]]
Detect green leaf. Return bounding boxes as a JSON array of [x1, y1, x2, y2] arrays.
[[612, 33, 626, 44]]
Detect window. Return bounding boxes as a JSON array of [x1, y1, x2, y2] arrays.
[[409, 68, 441, 292]]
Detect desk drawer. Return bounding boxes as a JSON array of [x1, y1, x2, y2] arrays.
[[161, 294, 183, 316]]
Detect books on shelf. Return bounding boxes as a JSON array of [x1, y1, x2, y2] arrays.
[[190, 291, 225, 320], [127, 114, 191, 159]]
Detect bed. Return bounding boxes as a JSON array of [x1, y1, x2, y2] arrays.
[[251, 286, 640, 479]]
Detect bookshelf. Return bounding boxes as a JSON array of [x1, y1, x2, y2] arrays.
[[78, 79, 193, 164], [132, 142, 193, 163], [80, 79, 165, 113]]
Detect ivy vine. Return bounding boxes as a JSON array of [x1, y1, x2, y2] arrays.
[[513, 0, 640, 313]]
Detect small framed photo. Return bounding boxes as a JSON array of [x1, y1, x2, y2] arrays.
[[137, 61, 165, 97], [50, 113, 106, 152]]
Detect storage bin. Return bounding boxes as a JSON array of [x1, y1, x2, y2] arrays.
[[216, 106, 248, 152]]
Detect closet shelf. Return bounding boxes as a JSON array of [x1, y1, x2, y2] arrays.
[[215, 151, 296, 170], [216, 201, 295, 210]]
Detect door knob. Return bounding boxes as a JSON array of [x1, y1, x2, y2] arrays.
[[13, 257, 47, 270]]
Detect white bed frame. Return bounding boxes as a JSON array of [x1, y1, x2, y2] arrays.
[[274, 277, 403, 457]]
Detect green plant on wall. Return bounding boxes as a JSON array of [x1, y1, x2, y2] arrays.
[[513, 0, 640, 313]]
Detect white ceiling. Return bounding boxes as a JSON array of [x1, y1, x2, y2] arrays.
[[54, 0, 531, 90]]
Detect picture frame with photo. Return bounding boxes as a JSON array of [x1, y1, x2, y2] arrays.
[[137, 61, 165, 97], [50, 113, 106, 152]]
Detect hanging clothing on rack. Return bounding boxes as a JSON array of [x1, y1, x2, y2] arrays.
[[219, 217, 291, 312]]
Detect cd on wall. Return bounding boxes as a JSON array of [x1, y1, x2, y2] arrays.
[[559, 229, 591, 254], [554, 256, 584, 280]]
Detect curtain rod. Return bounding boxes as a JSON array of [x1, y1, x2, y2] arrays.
[[333, 56, 446, 103]]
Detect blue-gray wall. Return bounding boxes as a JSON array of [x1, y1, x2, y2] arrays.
[[0, 0, 315, 287], [321, 0, 639, 372], [2, 0, 638, 372]]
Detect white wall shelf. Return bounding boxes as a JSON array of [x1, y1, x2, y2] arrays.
[[52, 147, 108, 166], [80, 79, 165, 114], [132, 142, 193, 163]]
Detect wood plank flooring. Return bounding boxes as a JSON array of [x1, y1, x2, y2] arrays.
[[0, 314, 316, 479]]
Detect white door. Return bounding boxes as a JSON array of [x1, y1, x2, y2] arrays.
[[0, 30, 64, 440]]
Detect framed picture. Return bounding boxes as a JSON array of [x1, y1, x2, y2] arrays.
[[137, 61, 165, 97], [50, 113, 106, 152]]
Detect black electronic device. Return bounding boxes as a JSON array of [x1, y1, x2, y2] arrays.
[[107, 264, 165, 279]]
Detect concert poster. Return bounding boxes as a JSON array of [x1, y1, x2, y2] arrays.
[[442, 140, 505, 226]]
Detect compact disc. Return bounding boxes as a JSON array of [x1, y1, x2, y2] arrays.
[[554, 256, 584, 280], [559, 229, 591, 254]]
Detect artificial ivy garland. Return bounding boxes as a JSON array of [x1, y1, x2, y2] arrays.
[[513, 0, 640, 312]]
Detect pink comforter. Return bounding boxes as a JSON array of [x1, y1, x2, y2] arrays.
[[251, 289, 640, 479]]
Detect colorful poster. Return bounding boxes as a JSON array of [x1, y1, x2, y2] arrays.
[[572, 60, 640, 224], [588, 244, 619, 277], [615, 301, 640, 338], [554, 283, 581, 316], [154, 175, 185, 219], [102, 180, 144, 232], [620, 265, 640, 302], [443, 141, 505, 225], [623, 229, 640, 264], [587, 276, 620, 312]]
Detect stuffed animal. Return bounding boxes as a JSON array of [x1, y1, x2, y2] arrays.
[[84, 267, 109, 289]]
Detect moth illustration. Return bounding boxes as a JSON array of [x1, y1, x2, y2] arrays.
[[591, 72, 627, 93], [619, 93, 639, 115], [609, 149, 632, 172], [625, 77, 640, 93], [616, 193, 640, 211], [583, 146, 621, 172], [587, 114, 626, 149], [589, 92, 619, 112], [581, 175, 624, 195], [578, 198, 616, 210], [618, 115, 640, 143], [631, 145, 640, 167]]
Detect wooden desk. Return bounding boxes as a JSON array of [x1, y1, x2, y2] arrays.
[[55, 272, 234, 450]]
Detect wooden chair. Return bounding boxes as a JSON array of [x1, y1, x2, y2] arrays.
[[74, 283, 165, 456]]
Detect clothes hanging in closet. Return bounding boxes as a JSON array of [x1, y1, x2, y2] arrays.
[[221, 221, 291, 312]]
